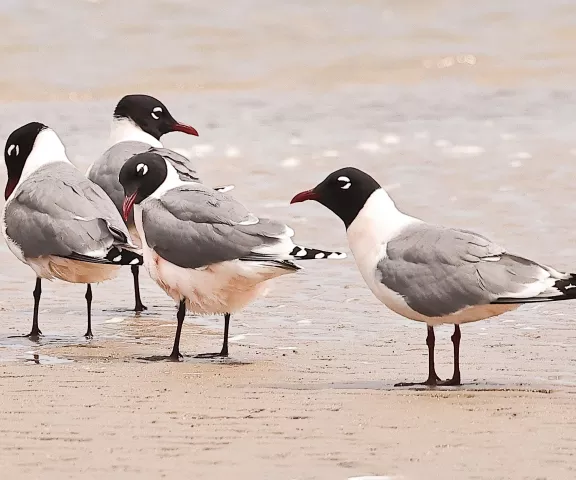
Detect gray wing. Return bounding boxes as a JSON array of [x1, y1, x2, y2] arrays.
[[7, 163, 133, 260], [142, 184, 293, 269], [153, 148, 200, 183], [88, 142, 201, 218], [87, 141, 150, 213], [377, 223, 562, 317]]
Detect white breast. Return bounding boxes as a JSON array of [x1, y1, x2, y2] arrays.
[[346, 189, 420, 309], [346, 190, 520, 325], [133, 203, 296, 314]]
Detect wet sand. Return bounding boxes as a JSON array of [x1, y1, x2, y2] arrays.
[[2, 328, 576, 480], [1, 243, 576, 479]]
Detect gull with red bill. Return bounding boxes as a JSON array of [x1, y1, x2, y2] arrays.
[[87, 94, 215, 312], [291, 167, 576, 386], [118, 151, 346, 361], [2, 122, 142, 340]]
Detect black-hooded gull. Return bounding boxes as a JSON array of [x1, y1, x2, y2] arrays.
[[291, 167, 576, 386], [87, 94, 231, 312], [118, 151, 346, 361], [2, 122, 142, 339]]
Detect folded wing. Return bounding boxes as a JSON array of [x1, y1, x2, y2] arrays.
[[377, 224, 571, 317], [6, 163, 137, 264], [142, 184, 297, 269]]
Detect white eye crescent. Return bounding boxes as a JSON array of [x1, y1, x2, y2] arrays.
[[7, 144, 19, 156], [136, 163, 148, 175], [151, 106, 162, 120], [337, 175, 351, 190]]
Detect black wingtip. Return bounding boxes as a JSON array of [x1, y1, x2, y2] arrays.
[[62, 248, 143, 266], [105, 247, 143, 266], [552, 274, 576, 296], [289, 246, 347, 260], [492, 273, 576, 304]]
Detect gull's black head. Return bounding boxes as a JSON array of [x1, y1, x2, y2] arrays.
[[290, 167, 381, 228], [113, 94, 199, 140], [4, 122, 48, 199], [119, 151, 168, 220]]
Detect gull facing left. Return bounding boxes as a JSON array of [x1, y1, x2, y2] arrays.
[[119, 151, 347, 360], [2, 122, 142, 339], [291, 167, 576, 386]]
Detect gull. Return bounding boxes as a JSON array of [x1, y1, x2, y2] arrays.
[[2, 122, 141, 339], [291, 167, 576, 386], [87, 94, 201, 312], [119, 151, 347, 360]]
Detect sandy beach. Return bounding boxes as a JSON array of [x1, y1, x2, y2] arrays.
[[1, 246, 576, 479], [2, 331, 576, 479]]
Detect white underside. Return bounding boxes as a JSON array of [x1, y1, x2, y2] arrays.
[[26, 256, 119, 283], [134, 205, 296, 314], [347, 189, 520, 326]]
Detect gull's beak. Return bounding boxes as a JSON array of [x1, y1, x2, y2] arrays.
[[122, 192, 138, 221], [171, 122, 199, 136], [4, 177, 18, 200], [290, 189, 319, 204]]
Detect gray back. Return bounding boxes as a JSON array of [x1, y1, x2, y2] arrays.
[[142, 184, 288, 269], [6, 162, 131, 259], [88, 141, 200, 224], [377, 223, 547, 317]]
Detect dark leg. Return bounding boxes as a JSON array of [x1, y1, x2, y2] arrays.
[[168, 300, 186, 361], [84, 284, 93, 339], [131, 265, 147, 312], [10, 278, 43, 339], [29, 278, 43, 337], [438, 325, 461, 386], [195, 313, 231, 359], [395, 325, 442, 387], [14, 277, 44, 339]]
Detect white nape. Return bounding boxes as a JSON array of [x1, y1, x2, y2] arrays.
[[18, 129, 71, 189], [110, 117, 162, 148]]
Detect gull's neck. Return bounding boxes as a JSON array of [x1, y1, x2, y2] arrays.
[[347, 188, 421, 245], [149, 160, 191, 200], [110, 117, 163, 148], [20, 129, 72, 186]]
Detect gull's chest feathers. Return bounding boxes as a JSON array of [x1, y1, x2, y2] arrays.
[[133, 203, 292, 315], [346, 190, 418, 289], [345, 191, 519, 324]]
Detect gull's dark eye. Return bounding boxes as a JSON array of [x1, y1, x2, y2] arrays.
[[136, 163, 149, 175], [7, 144, 19, 157], [337, 175, 351, 190], [151, 107, 163, 120]]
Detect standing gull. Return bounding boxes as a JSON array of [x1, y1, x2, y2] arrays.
[[87, 94, 202, 312], [2, 122, 142, 339], [291, 167, 576, 386], [119, 152, 346, 360]]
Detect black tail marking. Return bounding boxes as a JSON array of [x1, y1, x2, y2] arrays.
[[289, 245, 347, 260], [492, 273, 576, 304], [63, 248, 143, 266]]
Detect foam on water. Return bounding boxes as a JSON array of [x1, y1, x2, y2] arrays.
[[381, 134, 400, 145], [356, 142, 382, 153], [509, 152, 532, 159], [225, 146, 240, 158], [322, 150, 339, 157], [281, 157, 300, 168]]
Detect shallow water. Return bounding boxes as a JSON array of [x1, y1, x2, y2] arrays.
[[0, 1, 575, 387]]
